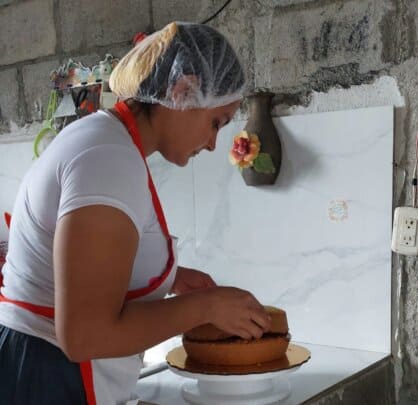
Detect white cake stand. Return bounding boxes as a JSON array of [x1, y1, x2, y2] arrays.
[[166, 343, 311, 405], [169, 364, 298, 405]]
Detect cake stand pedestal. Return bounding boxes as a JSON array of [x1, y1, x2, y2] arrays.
[[166, 343, 310, 405]]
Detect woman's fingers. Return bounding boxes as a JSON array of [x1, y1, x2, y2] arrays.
[[234, 328, 253, 340], [241, 304, 272, 338], [206, 286, 273, 339], [251, 308, 272, 333], [235, 320, 264, 340]]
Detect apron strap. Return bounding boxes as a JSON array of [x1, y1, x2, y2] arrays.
[[79, 361, 97, 405], [0, 295, 54, 318], [113, 101, 170, 237], [113, 101, 175, 300]]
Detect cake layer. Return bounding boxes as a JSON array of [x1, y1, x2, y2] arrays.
[[182, 334, 290, 366]]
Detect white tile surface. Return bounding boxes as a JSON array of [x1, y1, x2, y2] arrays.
[[147, 153, 194, 250], [135, 342, 388, 405], [155, 106, 393, 353], [0, 141, 34, 240]]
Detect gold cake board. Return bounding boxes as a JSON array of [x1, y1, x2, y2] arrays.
[[166, 343, 311, 375]]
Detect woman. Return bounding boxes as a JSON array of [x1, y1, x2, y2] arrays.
[[0, 22, 271, 404]]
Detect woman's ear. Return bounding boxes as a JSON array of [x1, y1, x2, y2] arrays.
[[170, 75, 199, 106]]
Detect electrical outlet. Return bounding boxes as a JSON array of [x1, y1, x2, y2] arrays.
[[399, 217, 417, 246], [392, 206, 418, 255]]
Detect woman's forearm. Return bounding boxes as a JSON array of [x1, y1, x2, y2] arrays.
[[62, 290, 211, 361]]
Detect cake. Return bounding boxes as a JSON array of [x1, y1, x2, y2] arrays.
[[182, 306, 290, 366]]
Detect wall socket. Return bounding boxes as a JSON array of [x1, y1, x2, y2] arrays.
[[391, 206, 418, 255]]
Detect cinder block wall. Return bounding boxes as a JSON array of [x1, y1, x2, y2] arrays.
[[1, 1, 417, 403]]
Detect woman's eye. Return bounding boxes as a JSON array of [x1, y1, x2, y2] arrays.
[[213, 120, 220, 131]]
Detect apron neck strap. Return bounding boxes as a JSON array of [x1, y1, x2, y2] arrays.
[[113, 101, 170, 239], [114, 101, 147, 160]]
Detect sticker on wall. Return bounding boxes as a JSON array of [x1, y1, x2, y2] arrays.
[[328, 199, 348, 222]]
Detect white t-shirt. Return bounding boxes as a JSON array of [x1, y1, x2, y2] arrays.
[[0, 110, 169, 345]]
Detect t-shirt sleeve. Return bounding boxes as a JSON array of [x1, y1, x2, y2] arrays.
[[57, 144, 151, 234]]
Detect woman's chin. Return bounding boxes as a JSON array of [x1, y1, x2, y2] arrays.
[[160, 151, 190, 167], [180, 152, 199, 166], [173, 155, 190, 167]]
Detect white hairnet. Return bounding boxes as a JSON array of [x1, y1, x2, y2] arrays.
[[109, 22, 246, 110]]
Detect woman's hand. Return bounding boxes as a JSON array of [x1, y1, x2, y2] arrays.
[[205, 287, 271, 340], [170, 266, 216, 295]]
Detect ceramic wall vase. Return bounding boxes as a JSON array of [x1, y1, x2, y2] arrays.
[[240, 91, 282, 186]]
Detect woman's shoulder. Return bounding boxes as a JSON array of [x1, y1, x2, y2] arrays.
[[65, 142, 147, 178], [56, 110, 130, 146], [44, 110, 143, 173]]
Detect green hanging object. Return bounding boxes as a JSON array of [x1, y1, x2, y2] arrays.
[[33, 90, 59, 158]]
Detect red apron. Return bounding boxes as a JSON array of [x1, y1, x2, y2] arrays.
[[0, 101, 178, 404]]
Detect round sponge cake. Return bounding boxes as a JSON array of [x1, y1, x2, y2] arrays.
[[182, 306, 290, 366]]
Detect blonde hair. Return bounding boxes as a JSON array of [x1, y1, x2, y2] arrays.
[[109, 22, 178, 100]]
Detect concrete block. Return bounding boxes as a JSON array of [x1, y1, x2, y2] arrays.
[[0, 0, 15, 6], [104, 44, 133, 61], [211, 0, 266, 91], [152, 0, 210, 29], [0, 68, 19, 132], [408, 0, 418, 57], [59, 0, 150, 53], [0, 0, 56, 65], [380, 0, 415, 64], [392, 57, 418, 166], [254, 0, 391, 89], [259, 0, 314, 6], [23, 59, 60, 122]]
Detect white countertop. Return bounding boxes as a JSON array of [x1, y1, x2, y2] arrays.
[[133, 340, 388, 405]]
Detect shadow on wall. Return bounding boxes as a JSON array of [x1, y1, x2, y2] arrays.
[[274, 121, 322, 192]]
